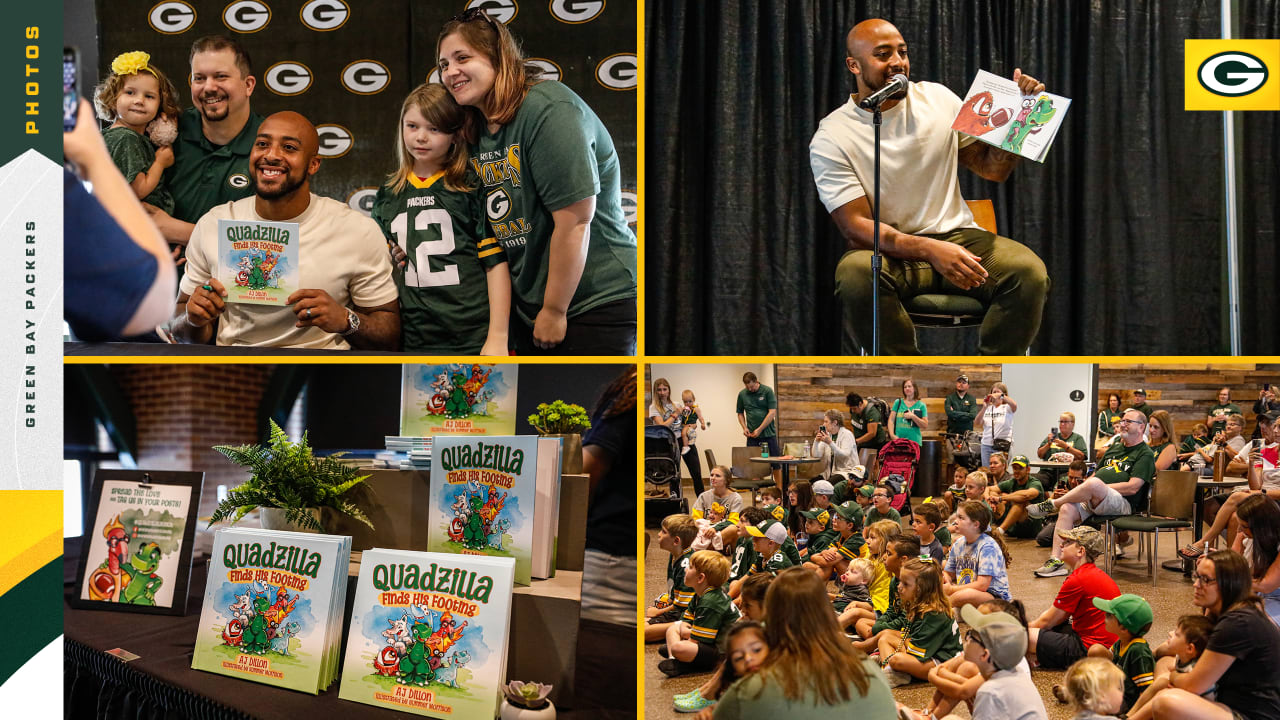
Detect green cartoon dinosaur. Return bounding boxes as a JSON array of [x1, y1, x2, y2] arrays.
[[1001, 96, 1056, 155], [242, 595, 273, 654], [397, 621, 436, 686], [119, 542, 164, 605], [462, 495, 487, 549], [445, 372, 471, 419]]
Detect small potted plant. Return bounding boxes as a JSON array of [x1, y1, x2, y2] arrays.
[[208, 419, 374, 533], [500, 681, 555, 720], [527, 400, 591, 474]]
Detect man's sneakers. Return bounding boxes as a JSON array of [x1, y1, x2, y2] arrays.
[[1027, 499, 1057, 519], [1033, 557, 1070, 577]]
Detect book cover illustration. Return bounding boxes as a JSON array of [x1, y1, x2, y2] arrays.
[[951, 69, 1071, 162], [338, 550, 515, 718], [191, 529, 347, 694], [429, 436, 538, 585], [79, 480, 192, 608], [217, 218, 300, 305], [400, 364, 518, 437]]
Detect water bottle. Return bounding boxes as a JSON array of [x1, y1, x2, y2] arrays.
[[761, 444, 770, 459], [803, 441, 812, 458], [796, 531, 808, 550]]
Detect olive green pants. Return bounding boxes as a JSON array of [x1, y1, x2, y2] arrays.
[[834, 228, 1050, 355]]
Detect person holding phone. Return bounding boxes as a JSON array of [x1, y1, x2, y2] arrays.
[[975, 383, 1017, 467], [813, 409, 859, 478]]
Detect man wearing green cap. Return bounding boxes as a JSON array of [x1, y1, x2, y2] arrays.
[[1089, 593, 1155, 712], [994, 455, 1045, 538]]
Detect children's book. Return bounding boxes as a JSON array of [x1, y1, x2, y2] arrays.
[[217, 218, 300, 305], [428, 436, 562, 585], [191, 528, 351, 694], [338, 549, 515, 718], [400, 364, 518, 437], [951, 69, 1071, 162], [74, 470, 203, 615]]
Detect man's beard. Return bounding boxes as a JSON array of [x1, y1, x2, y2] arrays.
[[252, 169, 307, 200], [198, 93, 231, 122]]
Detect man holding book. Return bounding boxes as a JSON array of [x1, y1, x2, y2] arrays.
[[809, 18, 1050, 355]]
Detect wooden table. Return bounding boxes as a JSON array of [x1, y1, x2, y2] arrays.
[[1161, 476, 1250, 574], [750, 456, 817, 511]]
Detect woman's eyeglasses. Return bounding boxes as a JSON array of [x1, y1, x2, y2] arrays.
[[1192, 573, 1217, 586]]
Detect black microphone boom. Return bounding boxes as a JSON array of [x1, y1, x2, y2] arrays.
[[859, 74, 909, 110]]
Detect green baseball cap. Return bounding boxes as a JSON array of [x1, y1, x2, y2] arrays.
[[762, 503, 788, 524], [799, 508, 831, 526], [1010, 455, 1029, 467], [858, 485, 876, 498], [1092, 594, 1154, 635], [831, 501, 860, 521]]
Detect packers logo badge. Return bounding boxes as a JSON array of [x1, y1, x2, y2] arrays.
[[486, 189, 511, 222], [149, 1, 197, 34], [264, 61, 312, 96], [223, 0, 271, 33], [228, 174, 250, 189], [1185, 40, 1280, 110]]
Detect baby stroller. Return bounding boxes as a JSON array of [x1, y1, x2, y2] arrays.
[[876, 438, 921, 519], [644, 424, 687, 527]]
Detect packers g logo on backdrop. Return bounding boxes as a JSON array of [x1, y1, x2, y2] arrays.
[[465, 0, 517, 24], [347, 187, 378, 216], [316, 124, 353, 158], [597, 53, 637, 90], [1185, 40, 1280, 110], [300, 0, 349, 31], [341, 61, 390, 95], [527, 58, 562, 82], [149, 1, 197, 34], [264, 62, 312, 96], [550, 0, 604, 24], [223, 1, 271, 33]]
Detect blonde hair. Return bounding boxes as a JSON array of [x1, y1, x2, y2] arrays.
[[385, 83, 473, 194], [864, 519, 902, 555], [1064, 657, 1125, 714], [689, 549, 731, 588], [683, 389, 696, 401], [845, 557, 875, 586], [899, 557, 952, 620], [660, 513, 697, 548], [1148, 410, 1175, 444], [93, 57, 181, 123], [436, 10, 542, 140]]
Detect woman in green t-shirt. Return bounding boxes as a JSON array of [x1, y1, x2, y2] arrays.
[[1147, 410, 1179, 471], [1098, 393, 1123, 439], [890, 377, 927, 446], [713, 567, 898, 719], [436, 10, 637, 355]]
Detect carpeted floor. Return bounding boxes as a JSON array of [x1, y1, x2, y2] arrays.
[[643, 489, 1204, 720]]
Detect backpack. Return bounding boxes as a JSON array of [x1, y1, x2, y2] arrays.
[[866, 397, 891, 424]]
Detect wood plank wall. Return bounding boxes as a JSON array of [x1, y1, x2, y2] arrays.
[[1097, 364, 1277, 439]]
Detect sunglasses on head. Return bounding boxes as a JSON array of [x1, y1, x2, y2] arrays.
[[450, 7, 498, 26]]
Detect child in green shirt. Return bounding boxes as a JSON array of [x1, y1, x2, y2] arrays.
[[661, 550, 740, 677], [1089, 594, 1156, 713], [877, 557, 963, 687]]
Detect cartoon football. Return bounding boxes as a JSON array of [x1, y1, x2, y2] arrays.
[[990, 107, 1012, 128]]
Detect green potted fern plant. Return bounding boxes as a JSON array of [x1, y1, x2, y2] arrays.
[[207, 419, 374, 533], [527, 400, 591, 474]]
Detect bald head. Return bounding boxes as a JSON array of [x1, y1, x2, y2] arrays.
[[844, 19, 910, 100], [250, 111, 322, 205], [260, 111, 320, 156]]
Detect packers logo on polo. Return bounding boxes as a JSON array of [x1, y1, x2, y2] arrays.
[[596, 53, 637, 90], [316, 124, 353, 158], [341, 60, 390, 95], [486, 189, 511, 222], [223, 0, 271, 33], [465, 0, 517, 24], [620, 188, 637, 225], [550, 0, 604, 24], [149, 1, 197, 34], [264, 61, 312, 95], [228, 173, 250, 189], [1185, 39, 1280, 111], [300, 0, 349, 31], [527, 58, 562, 82]]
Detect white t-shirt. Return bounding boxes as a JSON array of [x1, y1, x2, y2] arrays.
[[981, 403, 1014, 444], [1232, 440, 1280, 491], [181, 194, 398, 348], [809, 81, 980, 235]]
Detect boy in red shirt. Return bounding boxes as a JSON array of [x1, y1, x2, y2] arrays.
[[1026, 526, 1120, 669]]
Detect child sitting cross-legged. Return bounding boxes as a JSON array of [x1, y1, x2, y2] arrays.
[[950, 605, 1047, 720], [875, 557, 963, 688], [726, 507, 768, 601], [846, 537, 921, 651], [1059, 657, 1127, 720], [832, 556, 875, 616], [861, 519, 903, 614], [1122, 614, 1215, 720], [659, 550, 741, 678], [913, 501, 950, 563], [1086, 594, 1155, 715], [802, 500, 865, 580], [797, 508, 839, 562], [943, 501, 1012, 611], [672, 574, 772, 714], [646, 514, 698, 642]]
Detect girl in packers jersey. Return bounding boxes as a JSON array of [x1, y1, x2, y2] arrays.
[[373, 83, 511, 354]]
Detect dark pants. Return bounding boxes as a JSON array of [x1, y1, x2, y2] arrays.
[[835, 228, 1050, 355], [683, 443, 704, 496], [512, 298, 636, 355]]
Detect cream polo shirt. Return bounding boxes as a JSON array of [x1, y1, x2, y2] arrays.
[[181, 194, 398, 349], [809, 80, 980, 236]]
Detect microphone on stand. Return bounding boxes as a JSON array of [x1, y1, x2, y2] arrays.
[[859, 74, 909, 110]]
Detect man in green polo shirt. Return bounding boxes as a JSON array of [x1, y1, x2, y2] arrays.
[[147, 35, 264, 246], [737, 372, 780, 487], [994, 455, 1044, 538], [945, 374, 978, 434]]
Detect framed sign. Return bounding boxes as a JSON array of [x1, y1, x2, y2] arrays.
[[73, 470, 204, 616]]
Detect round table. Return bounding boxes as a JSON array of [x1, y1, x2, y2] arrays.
[[1161, 476, 1250, 574], [749, 456, 817, 511]]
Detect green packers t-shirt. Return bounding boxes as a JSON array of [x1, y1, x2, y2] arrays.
[[806, 528, 839, 555], [371, 171, 506, 353], [1207, 402, 1242, 434], [851, 403, 888, 447], [1114, 637, 1155, 711], [1095, 441, 1156, 511], [728, 535, 758, 582], [168, 107, 263, 223], [664, 548, 695, 609], [904, 611, 963, 662], [103, 126, 174, 214], [681, 588, 741, 647], [736, 384, 778, 437], [469, 81, 636, 325]]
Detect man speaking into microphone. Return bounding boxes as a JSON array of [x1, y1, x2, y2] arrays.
[[809, 18, 1051, 355]]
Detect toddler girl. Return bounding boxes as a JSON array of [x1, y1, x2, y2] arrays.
[[672, 619, 768, 714], [93, 51, 180, 213]]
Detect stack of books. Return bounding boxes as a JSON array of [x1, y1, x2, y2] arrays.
[[385, 436, 432, 471]]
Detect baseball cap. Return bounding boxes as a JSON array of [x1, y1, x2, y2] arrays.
[[762, 503, 788, 525], [956, 374, 969, 383], [1092, 594, 1154, 635], [1133, 388, 1147, 396], [831, 501, 860, 521], [745, 518, 788, 544], [1057, 526, 1106, 559], [812, 479, 835, 496], [858, 485, 876, 498], [1261, 410, 1280, 424], [960, 606, 1027, 671], [851, 465, 867, 480], [1010, 455, 1029, 468], [800, 508, 831, 526]]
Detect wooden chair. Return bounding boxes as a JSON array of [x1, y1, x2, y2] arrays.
[[730, 446, 773, 505], [1111, 470, 1197, 587], [902, 199, 997, 328]]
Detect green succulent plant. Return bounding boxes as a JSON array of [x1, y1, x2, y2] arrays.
[[527, 400, 591, 435], [207, 419, 373, 532]]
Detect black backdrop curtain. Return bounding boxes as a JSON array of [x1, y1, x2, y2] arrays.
[[644, 0, 1278, 356]]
